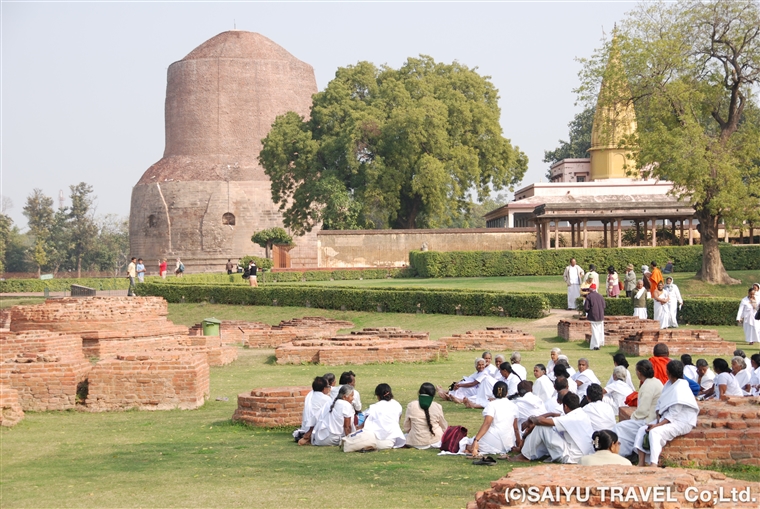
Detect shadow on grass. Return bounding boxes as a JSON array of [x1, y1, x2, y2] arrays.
[[264, 354, 278, 365]]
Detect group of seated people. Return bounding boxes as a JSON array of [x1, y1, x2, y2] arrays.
[[292, 344, 760, 465]]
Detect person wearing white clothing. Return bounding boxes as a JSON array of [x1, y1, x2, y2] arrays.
[[680, 354, 699, 383], [359, 383, 406, 449], [584, 284, 605, 350], [514, 380, 547, 431], [563, 259, 585, 310], [546, 348, 561, 382], [532, 364, 554, 403], [695, 359, 716, 396], [731, 356, 751, 394], [294, 376, 333, 442], [466, 382, 521, 457], [437, 358, 489, 403], [582, 384, 617, 432], [631, 280, 648, 319], [653, 282, 675, 329], [515, 392, 595, 464], [736, 287, 759, 345], [603, 366, 634, 415], [338, 371, 362, 412], [614, 360, 663, 457], [510, 352, 528, 380], [466, 362, 521, 408], [633, 361, 699, 466], [481, 351, 499, 377], [664, 277, 683, 327], [552, 364, 577, 394], [749, 354, 760, 396], [704, 359, 744, 400], [572, 358, 600, 399], [312, 385, 355, 446], [605, 353, 635, 391]]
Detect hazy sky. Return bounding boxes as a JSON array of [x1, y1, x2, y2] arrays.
[[1, 1, 634, 229]]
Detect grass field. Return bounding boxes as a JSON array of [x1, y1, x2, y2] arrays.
[[2, 302, 758, 508]]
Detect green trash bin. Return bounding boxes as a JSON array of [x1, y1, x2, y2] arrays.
[[202, 317, 221, 337]]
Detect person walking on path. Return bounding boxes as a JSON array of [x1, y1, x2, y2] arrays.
[[225, 259, 235, 275], [623, 264, 637, 298], [737, 287, 759, 346], [563, 259, 585, 310], [244, 260, 258, 287], [136, 258, 146, 283], [649, 261, 663, 290], [127, 257, 137, 296], [584, 284, 606, 350], [174, 258, 185, 277]]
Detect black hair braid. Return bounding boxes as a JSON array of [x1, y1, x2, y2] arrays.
[[329, 397, 338, 413], [423, 405, 434, 435]]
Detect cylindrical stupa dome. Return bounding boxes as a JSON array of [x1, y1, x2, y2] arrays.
[[130, 31, 319, 270]]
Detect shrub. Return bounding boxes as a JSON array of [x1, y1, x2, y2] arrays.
[[266, 272, 303, 283], [573, 295, 737, 326], [137, 283, 550, 319], [330, 270, 362, 280], [409, 244, 760, 278], [239, 256, 274, 271], [303, 271, 332, 281], [0, 277, 130, 293]]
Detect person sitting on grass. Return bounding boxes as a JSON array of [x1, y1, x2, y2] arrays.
[[510, 352, 528, 380], [703, 358, 744, 400], [681, 354, 698, 382], [572, 358, 601, 400], [581, 384, 616, 432], [294, 376, 332, 444], [339, 371, 362, 412], [603, 366, 634, 415], [696, 358, 716, 396], [437, 358, 488, 404], [358, 383, 406, 449], [514, 392, 594, 464], [311, 384, 355, 446], [633, 360, 699, 467], [532, 364, 554, 403], [325, 372, 338, 399], [513, 381, 546, 431], [606, 353, 635, 391], [544, 377, 570, 415], [750, 353, 760, 396], [403, 383, 448, 449], [649, 343, 672, 385], [613, 360, 664, 458], [580, 430, 632, 466], [552, 364, 577, 394], [482, 351, 499, 377], [465, 361, 519, 409], [731, 356, 751, 394], [547, 348, 562, 381], [465, 382, 521, 459]]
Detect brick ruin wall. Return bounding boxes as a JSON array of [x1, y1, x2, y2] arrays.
[[0, 308, 10, 329], [189, 316, 354, 348], [275, 329, 445, 365], [1, 330, 92, 411], [661, 397, 760, 467], [441, 327, 536, 351], [558, 317, 660, 347], [232, 386, 310, 427], [468, 464, 760, 509], [619, 329, 736, 356], [86, 354, 209, 411], [0, 383, 25, 427]]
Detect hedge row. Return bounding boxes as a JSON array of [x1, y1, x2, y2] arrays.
[[573, 296, 739, 326], [409, 244, 760, 278], [0, 277, 130, 293], [137, 283, 550, 319]]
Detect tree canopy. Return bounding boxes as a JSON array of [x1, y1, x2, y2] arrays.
[[543, 107, 594, 178], [578, 0, 760, 284], [251, 227, 294, 260], [259, 56, 528, 234]]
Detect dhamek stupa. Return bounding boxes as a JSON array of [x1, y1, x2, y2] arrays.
[[130, 31, 318, 270]]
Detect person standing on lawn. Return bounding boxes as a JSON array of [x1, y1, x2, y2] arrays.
[[127, 257, 137, 296], [584, 284, 605, 350], [664, 277, 683, 328], [624, 264, 637, 298], [649, 261, 663, 290], [632, 280, 648, 319], [736, 287, 759, 346], [563, 258, 585, 310]]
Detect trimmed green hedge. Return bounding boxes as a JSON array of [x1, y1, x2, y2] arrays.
[[0, 277, 130, 293], [409, 244, 760, 278], [137, 283, 550, 319], [573, 296, 738, 326]]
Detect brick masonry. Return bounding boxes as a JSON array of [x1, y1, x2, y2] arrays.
[[232, 386, 310, 427], [441, 327, 536, 351], [619, 329, 736, 356], [661, 396, 760, 467], [0, 308, 10, 329], [190, 316, 354, 348], [0, 383, 25, 427], [86, 353, 209, 411], [558, 317, 660, 347], [468, 464, 760, 508], [1, 329, 92, 411]]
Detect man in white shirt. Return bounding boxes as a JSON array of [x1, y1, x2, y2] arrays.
[[664, 277, 683, 327], [563, 258, 585, 310], [515, 392, 595, 464], [581, 384, 616, 431], [514, 381, 547, 430], [695, 359, 715, 396]]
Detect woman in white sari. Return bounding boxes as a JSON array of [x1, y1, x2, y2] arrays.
[[603, 366, 634, 415], [465, 382, 521, 457], [736, 287, 758, 345], [359, 383, 406, 449], [438, 358, 488, 403]]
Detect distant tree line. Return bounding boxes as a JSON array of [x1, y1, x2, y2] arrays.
[[0, 183, 129, 277]]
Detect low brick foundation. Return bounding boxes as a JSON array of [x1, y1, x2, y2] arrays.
[[441, 327, 535, 351], [661, 397, 760, 467], [0, 308, 10, 329], [619, 328, 736, 356], [468, 464, 760, 509], [0, 383, 25, 427], [232, 386, 310, 427], [190, 316, 354, 348], [1, 330, 92, 411], [275, 331, 446, 365], [558, 317, 660, 347], [86, 353, 209, 411]]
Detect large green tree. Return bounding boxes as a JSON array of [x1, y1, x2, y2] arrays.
[[578, 0, 760, 284], [259, 56, 528, 233], [543, 107, 595, 179], [22, 189, 54, 275], [68, 182, 98, 277]]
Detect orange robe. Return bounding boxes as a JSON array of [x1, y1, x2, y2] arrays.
[[649, 356, 670, 385], [649, 267, 664, 290]]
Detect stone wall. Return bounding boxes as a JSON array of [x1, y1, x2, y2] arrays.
[[619, 329, 736, 356], [441, 327, 536, 351], [1, 330, 92, 411], [232, 386, 310, 427], [468, 464, 760, 509], [275, 333, 446, 365], [558, 317, 660, 346], [661, 397, 760, 467], [0, 384, 24, 427], [86, 353, 209, 411]]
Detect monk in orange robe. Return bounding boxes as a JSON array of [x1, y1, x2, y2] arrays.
[[649, 261, 664, 290], [648, 343, 671, 385]]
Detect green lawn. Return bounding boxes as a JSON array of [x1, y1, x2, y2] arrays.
[[2, 303, 758, 508], [298, 270, 760, 300]]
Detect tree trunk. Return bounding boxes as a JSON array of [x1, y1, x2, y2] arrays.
[[77, 255, 82, 279], [694, 210, 740, 285]]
